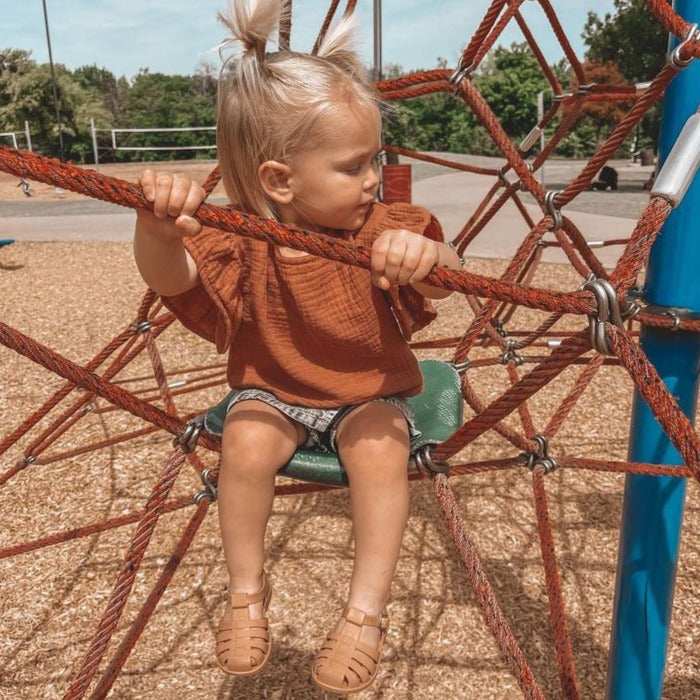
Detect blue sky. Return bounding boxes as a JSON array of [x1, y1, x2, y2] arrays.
[[6, 1, 617, 79]]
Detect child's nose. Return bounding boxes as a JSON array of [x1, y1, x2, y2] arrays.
[[365, 165, 379, 192]]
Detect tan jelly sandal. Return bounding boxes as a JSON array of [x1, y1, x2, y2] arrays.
[[311, 606, 389, 694], [216, 572, 272, 676]]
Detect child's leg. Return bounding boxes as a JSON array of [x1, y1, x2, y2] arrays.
[[218, 399, 306, 593], [216, 399, 306, 675], [330, 401, 410, 642]]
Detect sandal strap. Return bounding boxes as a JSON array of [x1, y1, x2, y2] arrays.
[[320, 632, 380, 664], [343, 606, 389, 631], [219, 617, 269, 632], [229, 573, 271, 610]]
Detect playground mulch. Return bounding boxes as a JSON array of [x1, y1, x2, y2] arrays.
[[1, 240, 699, 700]]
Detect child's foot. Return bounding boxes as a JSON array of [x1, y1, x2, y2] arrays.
[[216, 572, 272, 676], [311, 607, 389, 694]]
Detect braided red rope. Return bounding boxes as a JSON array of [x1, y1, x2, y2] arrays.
[[0, 147, 603, 317], [531, 466, 580, 699], [432, 473, 545, 699], [64, 447, 187, 699]]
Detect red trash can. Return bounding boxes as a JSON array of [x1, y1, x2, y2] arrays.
[[381, 163, 412, 204]]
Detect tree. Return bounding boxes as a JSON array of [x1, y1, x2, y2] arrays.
[[566, 60, 629, 150], [583, 0, 669, 84], [74, 64, 127, 124], [117, 69, 217, 161], [583, 0, 670, 150], [0, 50, 110, 161], [474, 43, 548, 143]]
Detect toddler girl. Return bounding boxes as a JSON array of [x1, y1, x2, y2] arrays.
[[133, 0, 461, 693]]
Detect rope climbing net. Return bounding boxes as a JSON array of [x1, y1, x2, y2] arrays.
[[1, 1, 700, 697]]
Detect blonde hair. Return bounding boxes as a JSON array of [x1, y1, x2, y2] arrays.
[[216, 0, 379, 219]]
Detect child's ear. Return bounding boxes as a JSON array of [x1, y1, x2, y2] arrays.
[[258, 160, 293, 205]]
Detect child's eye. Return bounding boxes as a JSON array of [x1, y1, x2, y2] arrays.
[[344, 164, 363, 175]]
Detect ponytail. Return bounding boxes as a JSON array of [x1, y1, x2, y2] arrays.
[[217, 0, 284, 62], [315, 13, 367, 80]]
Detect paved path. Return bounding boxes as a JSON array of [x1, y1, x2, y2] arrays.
[[413, 170, 639, 266], [0, 156, 654, 268]]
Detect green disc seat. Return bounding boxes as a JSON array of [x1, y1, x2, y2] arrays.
[[200, 359, 463, 487]]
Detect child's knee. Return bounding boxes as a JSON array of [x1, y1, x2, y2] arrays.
[[221, 412, 300, 476], [337, 402, 409, 448], [337, 406, 411, 482]]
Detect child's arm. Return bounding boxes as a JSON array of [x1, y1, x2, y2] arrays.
[[370, 229, 462, 299], [133, 170, 205, 297]]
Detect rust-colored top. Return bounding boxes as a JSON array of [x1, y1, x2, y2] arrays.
[[162, 202, 443, 407]]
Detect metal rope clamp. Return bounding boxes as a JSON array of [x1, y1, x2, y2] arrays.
[[194, 467, 218, 505], [174, 415, 204, 453], [449, 55, 474, 88], [500, 337, 524, 366], [544, 190, 563, 231], [414, 444, 450, 477], [493, 319, 508, 338], [581, 276, 629, 356], [130, 320, 153, 334], [522, 434, 557, 474], [450, 359, 471, 375], [668, 23, 700, 69]]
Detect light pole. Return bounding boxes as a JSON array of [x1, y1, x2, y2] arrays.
[[373, 0, 382, 81], [41, 0, 65, 161]]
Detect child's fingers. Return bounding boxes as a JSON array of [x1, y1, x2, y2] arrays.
[[377, 239, 407, 286], [153, 172, 174, 218], [395, 239, 425, 285], [371, 237, 389, 280], [175, 214, 202, 237], [138, 169, 157, 203], [408, 244, 440, 284], [371, 275, 391, 291], [166, 175, 193, 219], [180, 181, 207, 217]]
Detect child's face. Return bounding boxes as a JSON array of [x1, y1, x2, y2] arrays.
[[284, 104, 381, 231]]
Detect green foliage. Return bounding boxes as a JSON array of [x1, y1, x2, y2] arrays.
[[583, 0, 668, 83], [383, 45, 547, 157], [475, 44, 548, 139], [114, 69, 217, 161], [583, 0, 669, 149], [0, 49, 111, 161], [382, 59, 479, 155], [0, 51, 217, 163]]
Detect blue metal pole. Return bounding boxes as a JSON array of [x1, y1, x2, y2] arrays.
[[607, 2, 700, 698]]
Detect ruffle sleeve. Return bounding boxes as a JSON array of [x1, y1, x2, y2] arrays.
[[160, 226, 244, 354], [367, 202, 445, 340]]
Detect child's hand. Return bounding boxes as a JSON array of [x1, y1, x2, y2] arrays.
[[370, 229, 440, 290], [137, 169, 206, 238]]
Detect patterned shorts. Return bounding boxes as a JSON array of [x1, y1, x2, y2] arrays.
[[221, 388, 420, 454]]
